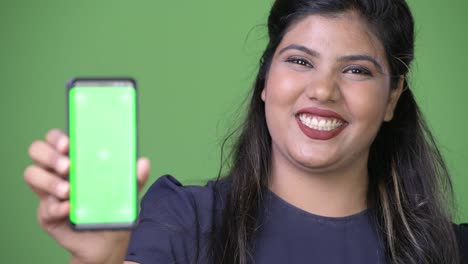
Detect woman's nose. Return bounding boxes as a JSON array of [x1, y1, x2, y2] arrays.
[[304, 72, 341, 102]]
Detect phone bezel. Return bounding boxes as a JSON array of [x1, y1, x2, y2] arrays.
[[66, 77, 139, 231]]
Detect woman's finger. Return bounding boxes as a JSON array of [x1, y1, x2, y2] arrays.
[[45, 128, 69, 154], [28, 140, 70, 176], [137, 157, 150, 192], [37, 196, 70, 231], [24, 165, 70, 200]]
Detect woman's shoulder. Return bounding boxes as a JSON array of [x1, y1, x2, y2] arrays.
[[143, 174, 230, 209], [126, 175, 230, 262], [138, 174, 229, 232]]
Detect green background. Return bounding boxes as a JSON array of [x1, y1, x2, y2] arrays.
[[1, 0, 466, 262]]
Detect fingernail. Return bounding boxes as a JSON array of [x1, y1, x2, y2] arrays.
[[56, 182, 69, 197], [57, 158, 69, 173], [57, 137, 68, 151]]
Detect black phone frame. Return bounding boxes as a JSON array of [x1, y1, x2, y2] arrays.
[[66, 77, 139, 231]]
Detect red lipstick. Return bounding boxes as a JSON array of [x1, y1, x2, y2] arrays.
[[295, 107, 348, 140]]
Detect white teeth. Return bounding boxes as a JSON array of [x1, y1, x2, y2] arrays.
[[318, 120, 326, 131], [311, 118, 318, 126], [298, 114, 344, 131], [326, 120, 332, 129]]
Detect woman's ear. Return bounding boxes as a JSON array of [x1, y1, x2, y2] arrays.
[[384, 76, 405, 122], [261, 88, 266, 102]]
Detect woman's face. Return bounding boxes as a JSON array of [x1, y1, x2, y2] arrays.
[[262, 11, 403, 175]]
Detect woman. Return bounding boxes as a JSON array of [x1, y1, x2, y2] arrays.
[[24, 0, 467, 263]]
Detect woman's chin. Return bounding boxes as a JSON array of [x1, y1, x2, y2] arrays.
[[291, 153, 341, 173]]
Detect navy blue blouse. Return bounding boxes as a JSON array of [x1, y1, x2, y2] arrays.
[[125, 175, 387, 263]]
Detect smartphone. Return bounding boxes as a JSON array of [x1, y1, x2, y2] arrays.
[[67, 77, 138, 230]]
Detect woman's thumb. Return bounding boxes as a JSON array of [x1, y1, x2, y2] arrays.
[[136, 157, 150, 192]]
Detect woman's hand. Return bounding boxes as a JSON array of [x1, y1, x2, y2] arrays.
[[24, 128, 150, 264]]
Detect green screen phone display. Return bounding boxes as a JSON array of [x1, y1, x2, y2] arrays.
[[68, 78, 138, 229]]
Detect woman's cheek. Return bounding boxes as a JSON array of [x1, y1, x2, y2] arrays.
[[344, 86, 388, 128], [268, 73, 304, 107]]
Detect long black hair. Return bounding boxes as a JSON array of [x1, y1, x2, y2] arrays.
[[207, 0, 460, 263]]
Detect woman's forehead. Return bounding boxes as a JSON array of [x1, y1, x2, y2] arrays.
[[279, 11, 387, 63]]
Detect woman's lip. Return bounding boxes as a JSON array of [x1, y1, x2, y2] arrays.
[[296, 107, 347, 122]]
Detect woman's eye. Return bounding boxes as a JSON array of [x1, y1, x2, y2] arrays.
[[285, 57, 313, 68], [344, 67, 372, 76]]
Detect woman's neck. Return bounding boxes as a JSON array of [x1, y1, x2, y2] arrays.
[[268, 150, 369, 218]]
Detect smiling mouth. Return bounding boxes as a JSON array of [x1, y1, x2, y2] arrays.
[[297, 113, 346, 131]]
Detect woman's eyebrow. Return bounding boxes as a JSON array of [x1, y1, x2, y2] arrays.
[[278, 44, 321, 58], [338, 54, 384, 73]]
